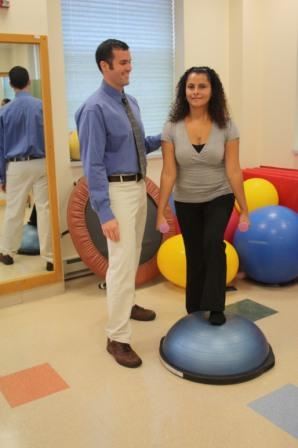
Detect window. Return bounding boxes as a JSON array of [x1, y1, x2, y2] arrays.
[[0, 75, 13, 100], [61, 0, 175, 142]]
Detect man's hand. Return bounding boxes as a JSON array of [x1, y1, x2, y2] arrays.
[[0, 183, 6, 193], [101, 218, 120, 242]]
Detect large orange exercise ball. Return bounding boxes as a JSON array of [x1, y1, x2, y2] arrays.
[[235, 178, 279, 213], [69, 130, 80, 161], [157, 235, 239, 288]]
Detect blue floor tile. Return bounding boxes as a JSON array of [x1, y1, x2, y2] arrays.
[[248, 384, 298, 439]]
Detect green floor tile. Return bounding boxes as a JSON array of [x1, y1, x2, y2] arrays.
[[226, 298, 278, 322]]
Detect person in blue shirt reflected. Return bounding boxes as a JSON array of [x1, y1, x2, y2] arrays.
[[76, 39, 161, 368], [0, 66, 52, 270]]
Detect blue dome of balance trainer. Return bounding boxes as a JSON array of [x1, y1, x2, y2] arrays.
[[160, 312, 274, 384]]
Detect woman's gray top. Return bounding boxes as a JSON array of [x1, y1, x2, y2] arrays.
[[162, 119, 239, 203]]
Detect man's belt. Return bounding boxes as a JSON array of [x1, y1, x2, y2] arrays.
[[108, 173, 143, 182], [7, 155, 44, 162]]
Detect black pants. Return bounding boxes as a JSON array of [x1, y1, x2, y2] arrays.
[[175, 193, 234, 314]]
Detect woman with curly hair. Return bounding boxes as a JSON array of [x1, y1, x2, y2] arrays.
[[157, 66, 249, 325]]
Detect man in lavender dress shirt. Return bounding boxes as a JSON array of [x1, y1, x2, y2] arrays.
[[76, 39, 161, 368], [0, 66, 52, 270]]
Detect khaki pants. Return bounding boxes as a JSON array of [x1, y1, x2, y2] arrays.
[[0, 159, 52, 261], [106, 179, 147, 343]]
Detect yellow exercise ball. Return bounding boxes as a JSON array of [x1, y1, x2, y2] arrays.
[[236, 177, 279, 213], [225, 240, 239, 285], [157, 235, 239, 288], [69, 130, 80, 161], [157, 235, 186, 288]]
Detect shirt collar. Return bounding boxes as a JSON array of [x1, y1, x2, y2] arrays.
[[15, 91, 31, 98], [101, 79, 124, 102]]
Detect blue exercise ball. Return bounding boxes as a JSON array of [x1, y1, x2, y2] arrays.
[[168, 194, 176, 215], [234, 205, 298, 284], [18, 224, 40, 255], [160, 312, 274, 384]]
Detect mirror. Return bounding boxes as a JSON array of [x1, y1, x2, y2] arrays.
[[0, 34, 62, 295]]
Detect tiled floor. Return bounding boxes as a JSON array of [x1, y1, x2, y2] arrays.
[[0, 275, 298, 448]]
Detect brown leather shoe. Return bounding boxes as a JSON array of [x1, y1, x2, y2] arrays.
[[107, 339, 142, 368], [0, 253, 14, 265], [130, 304, 156, 321]]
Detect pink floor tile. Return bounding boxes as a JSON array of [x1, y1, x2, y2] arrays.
[[0, 363, 69, 407]]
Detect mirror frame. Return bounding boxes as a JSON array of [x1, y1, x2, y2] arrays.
[[0, 33, 63, 295]]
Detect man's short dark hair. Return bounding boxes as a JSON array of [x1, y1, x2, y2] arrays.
[[95, 39, 129, 72], [9, 66, 30, 89]]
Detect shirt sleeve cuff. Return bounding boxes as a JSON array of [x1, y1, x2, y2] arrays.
[[145, 134, 161, 153], [98, 207, 115, 225]]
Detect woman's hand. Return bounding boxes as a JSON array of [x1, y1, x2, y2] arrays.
[[156, 213, 168, 232], [238, 212, 250, 231]]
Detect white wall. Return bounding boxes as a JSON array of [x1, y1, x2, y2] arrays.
[[0, 47, 13, 72], [229, 0, 298, 169], [230, 0, 265, 167], [295, 41, 298, 154], [182, 0, 230, 89], [260, 0, 298, 168], [0, 0, 47, 34], [46, 0, 81, 257], [181, 0, 298, 169]]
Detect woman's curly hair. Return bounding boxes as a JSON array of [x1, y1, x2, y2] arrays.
[[169, 66, 230, 128]]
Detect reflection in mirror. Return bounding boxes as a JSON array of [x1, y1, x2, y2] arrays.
[[0, 43, 53, 284]]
